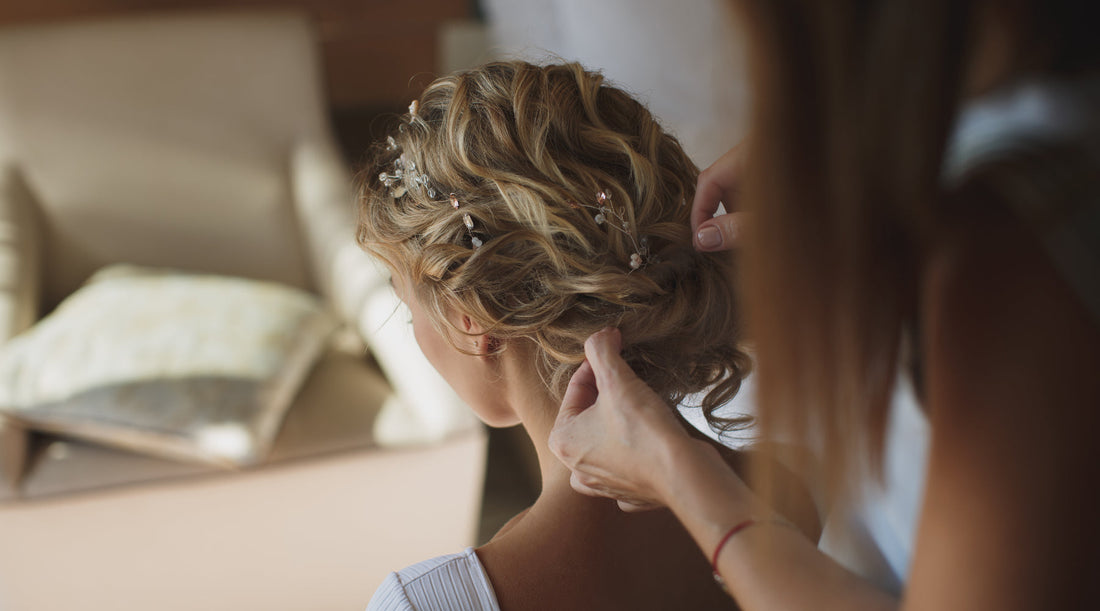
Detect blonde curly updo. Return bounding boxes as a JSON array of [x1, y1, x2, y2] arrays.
[[358, 61, 750, 431]]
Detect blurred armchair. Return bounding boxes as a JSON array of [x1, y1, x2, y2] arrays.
[[0, 9, 484, 610]]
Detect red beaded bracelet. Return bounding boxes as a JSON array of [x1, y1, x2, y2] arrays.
[[711, 515, 799, 590], [711, 518, 758, 590]]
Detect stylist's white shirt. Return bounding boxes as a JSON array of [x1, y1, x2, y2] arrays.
[[682, 371, 928, 595]]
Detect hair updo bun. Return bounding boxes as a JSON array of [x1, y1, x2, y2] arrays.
[[358, 61, 750, 433]]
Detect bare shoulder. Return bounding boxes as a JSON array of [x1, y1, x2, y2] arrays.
[[923, 203, 1100, 432], [909, 204, 1100, 609]]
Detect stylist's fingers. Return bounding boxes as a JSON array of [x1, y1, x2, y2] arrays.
[[694, 212, 745, 252], [571, 473, 661, 510], [558, 359, 597, 421], [617, 499, 663, 513], [691, 144, 743, 234], [583, 327, 636, 390], [570, 471, 611, 499], [551, 359, 598, 468]]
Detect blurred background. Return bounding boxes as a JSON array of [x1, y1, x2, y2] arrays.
[[0, 1, 748, 609]]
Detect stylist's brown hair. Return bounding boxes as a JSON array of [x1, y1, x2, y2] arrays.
[[732, 0, 1100, 496]]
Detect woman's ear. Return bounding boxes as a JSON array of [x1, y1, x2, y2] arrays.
[[461, 314, 496, 357], [460, 314, 479, 334]]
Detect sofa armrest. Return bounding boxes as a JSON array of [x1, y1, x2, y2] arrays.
[[287, 142, 363, 322], [0, 165, 40, 494], [0, 165, 39, 342], [289, 142, 476, 445]]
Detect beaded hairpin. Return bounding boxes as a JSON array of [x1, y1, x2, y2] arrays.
[[451, 192, 483, 248], [378, 131, 484, 249], [569, 189, 649, 270]]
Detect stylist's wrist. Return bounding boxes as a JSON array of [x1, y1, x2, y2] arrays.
[[652, 429, 719, 504], [662, 435, 762, 527]]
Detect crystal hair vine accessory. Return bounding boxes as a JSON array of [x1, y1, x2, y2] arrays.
[[379, 158, 480, 249], [378, 150, 438, 200], [570, 189, 650, 270], [451, 193, 483, 248], [377, 104, 484, 251], [380, 131, 484, 250]]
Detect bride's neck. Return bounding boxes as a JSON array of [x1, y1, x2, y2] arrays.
[[495, 346, 578, 497], [512, 389, 574, 497], [486, 381, 617, 547]]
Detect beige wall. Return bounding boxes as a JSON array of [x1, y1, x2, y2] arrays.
[[0, 0, 470, 109]]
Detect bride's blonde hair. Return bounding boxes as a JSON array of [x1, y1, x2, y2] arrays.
[[358, 61, 750, 430]]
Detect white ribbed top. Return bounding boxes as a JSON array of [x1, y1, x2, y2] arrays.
[[367, 547, 501, 611]]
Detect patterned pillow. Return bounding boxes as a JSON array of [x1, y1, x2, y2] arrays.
[[0, 265, 337, 467]]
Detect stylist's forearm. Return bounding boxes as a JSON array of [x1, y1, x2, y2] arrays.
[[655, 437, 760, 555], [657, 437, 897, 611]]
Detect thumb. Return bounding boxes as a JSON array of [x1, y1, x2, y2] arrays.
[[584, 327, 639, 390], [558, 359, 597, 421], [694, 212, 744, 252], [558, 327, 623, 420]]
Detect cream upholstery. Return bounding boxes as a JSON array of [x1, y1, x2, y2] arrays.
[[0, 165, 40, 342], [0, 166, 40, 489], [0, 14, 320, 306], [0, 10, 486, 609]]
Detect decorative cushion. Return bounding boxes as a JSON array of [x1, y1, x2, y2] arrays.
[[0, 265, 337, 467]]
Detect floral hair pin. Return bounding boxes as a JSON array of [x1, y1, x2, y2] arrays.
[[570, 189, 649, 270]]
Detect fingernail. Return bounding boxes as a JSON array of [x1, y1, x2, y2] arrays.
[[696, 225, 722, 250]]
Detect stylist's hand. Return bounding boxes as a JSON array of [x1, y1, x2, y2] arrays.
[[549, 327, 700, 512], [692, 144, 745, 252]]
